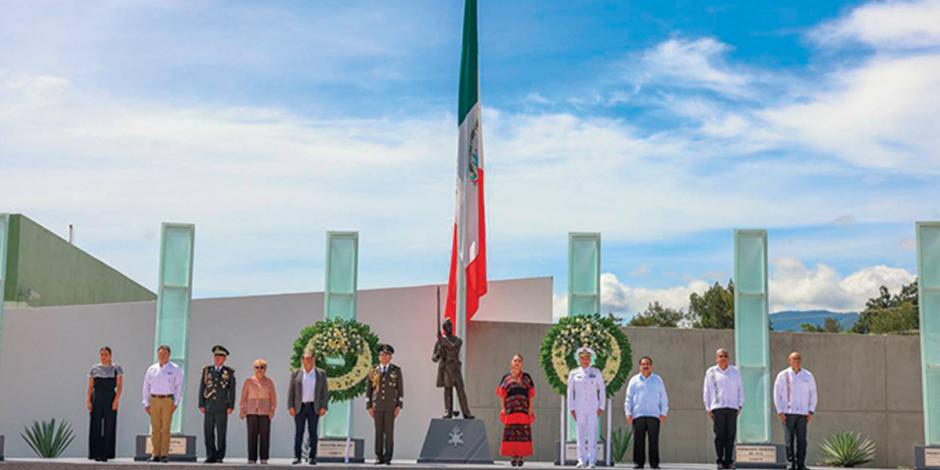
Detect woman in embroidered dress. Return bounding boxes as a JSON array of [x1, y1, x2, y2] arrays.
[[497, 354, 536, 467]]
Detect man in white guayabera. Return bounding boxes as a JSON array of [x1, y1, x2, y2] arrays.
[[703, 348, 743, 470], [773, 352, 818, 470]]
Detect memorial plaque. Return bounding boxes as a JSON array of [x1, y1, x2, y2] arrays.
[[915, 446, 940, 469], [418, 419, 492, 464], [134, 434, 197, 462], [736, 443, 787, 468], [316, 437, 365, 463]]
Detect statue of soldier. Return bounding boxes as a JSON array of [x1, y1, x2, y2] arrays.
[[432, 318, 474, 419]]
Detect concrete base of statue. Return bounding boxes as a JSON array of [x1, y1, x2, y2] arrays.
[[915, 446, 940, 470], [133, 434, 197, 462], [417, 418, 492, 464], [735, 443, 787, 468], [316, 437, 365, 463], [553, 440, 609, 466]]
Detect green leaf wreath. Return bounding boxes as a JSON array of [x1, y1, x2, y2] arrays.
[[291, 318, 381, 403], [539, 313, 632, 398]]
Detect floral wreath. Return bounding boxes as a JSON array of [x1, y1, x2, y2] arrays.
[[539, 313, 632, 398], [291, 318, 381, 403]]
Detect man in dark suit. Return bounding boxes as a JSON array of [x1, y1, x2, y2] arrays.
[[367, 344, 403, 465], [288, 350, 329, 465], [198, 345, 236, 464]]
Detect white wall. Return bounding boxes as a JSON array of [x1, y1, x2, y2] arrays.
[[0, 276, 552, 460]]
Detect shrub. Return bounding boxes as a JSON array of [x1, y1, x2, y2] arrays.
[[818, 431, 876, 467], [21, 418, 75, 458]]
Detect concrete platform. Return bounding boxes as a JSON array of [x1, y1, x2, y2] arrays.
[[0, 460, 897, 470]]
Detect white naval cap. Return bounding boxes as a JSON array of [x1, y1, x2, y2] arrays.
[[576, 346, 594, 357]]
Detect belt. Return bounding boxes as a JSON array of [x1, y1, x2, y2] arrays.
[[151, 394, 174, 399]]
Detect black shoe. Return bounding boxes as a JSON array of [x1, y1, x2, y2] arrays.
[[161, 456, 170, 463], [463, 414, 475, 420], [205, 458, 217, 464], [634, 466, 644, 469], [308, 458, 317, 465], [386, 461, 392, 466], [292, 458, 303, 465]]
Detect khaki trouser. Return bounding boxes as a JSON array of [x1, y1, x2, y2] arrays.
[[149, 396, 174, 457]]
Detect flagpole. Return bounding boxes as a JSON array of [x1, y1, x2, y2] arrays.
[[456, 199, 468, 377]]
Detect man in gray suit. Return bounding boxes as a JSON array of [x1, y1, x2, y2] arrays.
[[288, 351, 329, 465]]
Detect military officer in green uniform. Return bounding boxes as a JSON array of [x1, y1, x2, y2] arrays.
[[198, 345, 236, 464], [367, 344, 403, 465]]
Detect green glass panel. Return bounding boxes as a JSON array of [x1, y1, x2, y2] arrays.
[[571, 238, 599, 295], [155, 223, 195, 434], [328, 237, 356, 294], [736, 294, 767, 367], [739, 366, 770, 442], [322, 231, 358, 438], [162, 228, 192, 288], [570, 296, 598, 317], [920, 223, 940, 445], [157, 287, 190, 355], [735, 236, 765, 294], [734, 230, 770, 444], [921, 227, 940, 288]]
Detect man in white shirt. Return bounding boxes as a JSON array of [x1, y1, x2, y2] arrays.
[[142, 345, 184, 462], [625, 356, 669, 470], [773, 352, 818, 470], [703, 348, 743, 470], [567, 347, 606, 469]]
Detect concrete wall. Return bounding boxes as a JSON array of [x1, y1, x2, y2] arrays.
[[0, 281, 924, 467], [0, 277, 552, 462]]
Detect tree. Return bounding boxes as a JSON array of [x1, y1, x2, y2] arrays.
[[800, 317, 843, 333], [852, 280, 918, 334], [628, 302, 685, 328], [687, 280, 735, 329]]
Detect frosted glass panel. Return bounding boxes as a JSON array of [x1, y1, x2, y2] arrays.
[[571, 238, 599, 295], [570, 296, 597, 316], [157, 288, 190, 355], [0, 214, 8, 356], [921, 226, 940, 288], [162, 228, 192, 287], [926, 368, 940, 445], [736, 236, 765, 294], [736, 295, 767, 367], [322, 231, 358, 438], [734, 230, 770, 443], [328, 237, 356, 294], [739, 366, 770, 442]]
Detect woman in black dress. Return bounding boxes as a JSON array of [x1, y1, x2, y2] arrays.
[[87, 346, 123, 462]]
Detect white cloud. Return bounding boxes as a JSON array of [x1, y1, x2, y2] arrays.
[[551, 273, 708, 322], [630, 38, 754, 98], [811, 0, 940, 50], [768, 257, 914, 311]]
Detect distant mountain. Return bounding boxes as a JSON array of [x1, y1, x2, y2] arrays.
[[769, 310, 859, 332]]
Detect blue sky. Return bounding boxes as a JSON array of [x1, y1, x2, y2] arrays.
[[2, 0, 939, 318]]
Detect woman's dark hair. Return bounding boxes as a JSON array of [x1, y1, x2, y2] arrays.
[[100, 346, 112, 355]]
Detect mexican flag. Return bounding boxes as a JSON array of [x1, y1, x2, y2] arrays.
[[445, 0, 487, 323]]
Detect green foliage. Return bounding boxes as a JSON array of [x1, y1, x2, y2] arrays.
[[852, 280, 918, 334], [688, 280, 735, 329], [21, 418, 75, 458], [818, 431, 876, 467], [628, 302, 684, 327], [611, 428, 633, 463], [539, 313, 632, 397], [801, 317, 844, 333], [291, 318, 380, 402]]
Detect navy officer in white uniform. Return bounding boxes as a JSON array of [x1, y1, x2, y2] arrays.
[[566, 347, 606, 469]]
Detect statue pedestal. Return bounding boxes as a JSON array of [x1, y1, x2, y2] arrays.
[[417, 418, 492, 464], [915, 446, 940, 470], [134, 434, 197, 462], [735, 443, 787, 468]]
